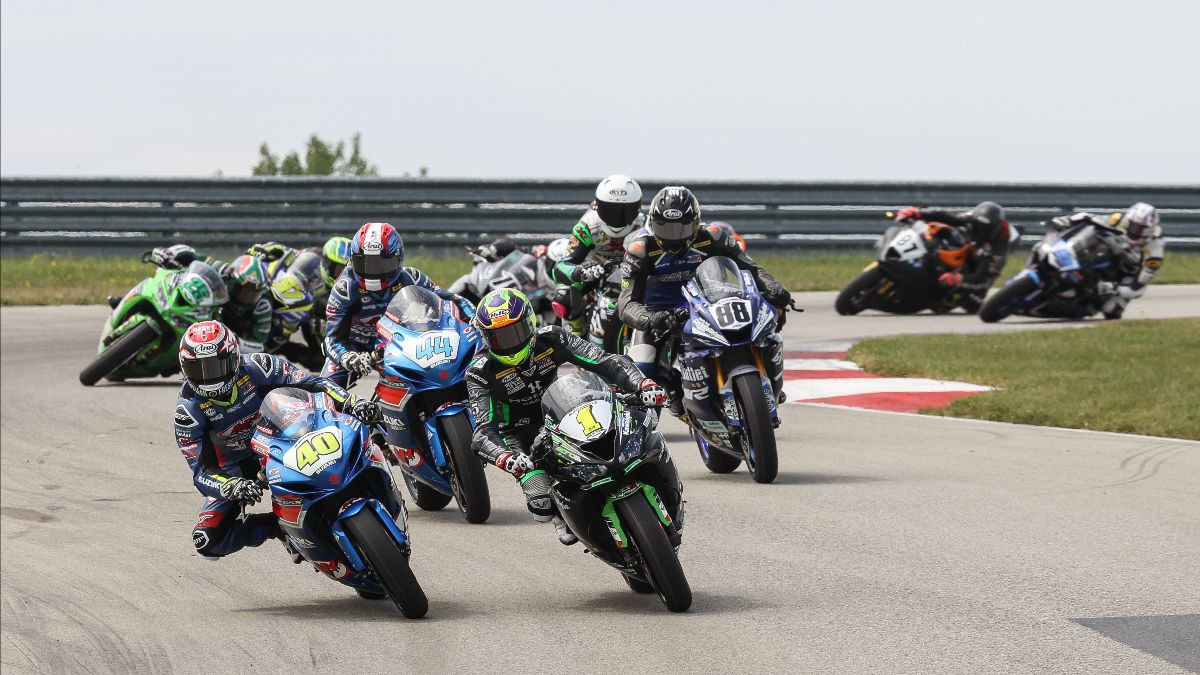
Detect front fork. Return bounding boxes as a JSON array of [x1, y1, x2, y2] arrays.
[[601, 483, 679, 550]]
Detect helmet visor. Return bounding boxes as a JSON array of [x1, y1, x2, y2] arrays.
[[483, 318, 533, 356], [351, 253, 401, 279], [596, 201, 641, 231], [181, 352, 238, 386], [232, 283, 260, 305]]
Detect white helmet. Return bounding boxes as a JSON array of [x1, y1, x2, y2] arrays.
[[594, 174, 643, 238], [546, 237, 572, 263], [1115, 202, 1160, 243]]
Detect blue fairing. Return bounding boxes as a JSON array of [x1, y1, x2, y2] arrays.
[[376, 300, 480, 393], [252, 393, 409, 594]]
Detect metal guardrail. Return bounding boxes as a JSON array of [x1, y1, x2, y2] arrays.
[[2, 177, 1198, 253]]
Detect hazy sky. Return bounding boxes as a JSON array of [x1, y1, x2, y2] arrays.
[[2, 0, 1197, 182]]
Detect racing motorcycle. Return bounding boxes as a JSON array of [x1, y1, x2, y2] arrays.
[[80, 261, 228, 386], [835, 217, 972, 315], [374, 286, 491, 523], [447, 248, 557, 325], [668, 256, 790, 484], [533, 371, 690, 612], [251, 387, 428, 618], [980, 223, 1119, 323], [553, 255, 627, 354]]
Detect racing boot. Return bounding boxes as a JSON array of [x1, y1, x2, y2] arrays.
[[106, 295, 121, 309], [551, 516, 578, 546]]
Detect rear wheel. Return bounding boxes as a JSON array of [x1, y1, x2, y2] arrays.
[[343, 509, 428, 619], [733, 372, 779, 484], [980, 275, 1039, 323], [79, 321, 158, 386], [404, 473, 453, 511], [835, 267, 886, 316], [439, 412, 491, 524], [616, 496, 691, 612]]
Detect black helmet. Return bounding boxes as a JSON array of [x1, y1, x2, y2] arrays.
[[967, 201, 1006, 241], [648, 186, 701, 254]]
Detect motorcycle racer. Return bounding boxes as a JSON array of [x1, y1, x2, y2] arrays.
[[551, 175, 646, 338], [618, 186, 791, 414], [322, 222, 475, 387], [465, 288, 666, 544], [893, 201, 1010, 312], [1045, 202, 1165, 319], [175, 320, 380, 558], [143, 245, 272, 347]]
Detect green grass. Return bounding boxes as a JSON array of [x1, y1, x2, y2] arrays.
[[3, 251, 1199, 306], [848, 318, 1200, 440]]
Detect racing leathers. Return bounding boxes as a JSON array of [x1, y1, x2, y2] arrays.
[[322, 266, 474, 387], [916, 209, 1011, 308], [617, 225, 788, 404], [175, 353, 358, 557], [466, 326, 646, 518], [551, 208, 647, 345], [1048, 212, 1166, 318]]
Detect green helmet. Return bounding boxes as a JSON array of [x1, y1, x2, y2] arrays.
[[227, 254, 268, 305], [321, 236, 352, 287], [473, 288, 535, 366]]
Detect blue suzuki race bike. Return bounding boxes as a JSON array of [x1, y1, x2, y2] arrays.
[[661, 256, 788, 483], [373, 286, 491, 523], [251, 387, 428, 618]]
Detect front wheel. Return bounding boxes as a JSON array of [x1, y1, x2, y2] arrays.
[[79, 321, 158, 386], [980, 275, 1039, 323], [622, 573, 655, 594], [343, 509, 428, 619], [439, 412, 491, 524], [616, 495, 691, 612], [835, 266, 886, 316], [733, 372, 779, 484]]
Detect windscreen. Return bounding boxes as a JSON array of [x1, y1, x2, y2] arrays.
[[383, 285, 443, 332], [694, 256, 745, 302], [488, 251, 538, 291], [177, 261, 230, 308], [541, 370, 610, 422], [258, 387, 324, 437]]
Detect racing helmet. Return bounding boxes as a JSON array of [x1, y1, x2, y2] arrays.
[[967, 201, 1006, 242], [1114, 202, 1159, 243], [226, 254, 268, 306], [350, 223, 404, 292], [648, 186, 702, 255], [706, 221, 746, 252], [269, 270, 314, 311], [474, 288, 536, 366], [179, 320, 241, 402], [321, 236, 352, 287], [546, 237, 572, 263], [593, 174, 643, 239]]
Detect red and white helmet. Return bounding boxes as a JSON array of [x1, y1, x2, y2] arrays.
[[351, 222, 404, 292], [179, 320, 241, 400]]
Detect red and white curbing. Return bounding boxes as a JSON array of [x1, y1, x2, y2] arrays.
[[781, 340, 992, 413]]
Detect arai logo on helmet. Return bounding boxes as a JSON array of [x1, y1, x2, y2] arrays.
[[362, 241, 383, 253], [192, 342, 217, 356], [662, 209, 684, 219]]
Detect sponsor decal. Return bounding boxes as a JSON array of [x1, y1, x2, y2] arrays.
[[192, 342, 217, 356], [192, 530, 210, 550], [196, 511, 224, 527], [396, 447, 424, 468], [174, 404, 199, 428], [290, 536, 318, 549], [250, 352, 274, 377], [662, 209, 683, 219], [313, 560, 350, 579], [334, 278, 350, 296], [528, 497, 551, 511]]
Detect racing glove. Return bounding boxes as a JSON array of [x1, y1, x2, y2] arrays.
[[576, 262, 607, 283], [938, 272, 963, 287], [348, 398, 382, 424], [639, 379, 668, 407], [648, 310, 679, 333], [219, 477, 264, 505], [247, 241, 288, 261], [762, 282, 792, 308], [895, 207, 922, 221], [495, 451, 534, 478], [340, 351, 377, 376], [142, 244, 197, 270]]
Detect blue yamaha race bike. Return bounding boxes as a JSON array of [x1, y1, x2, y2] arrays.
[[659, 256, 788, 483], [251, 387, 428, 618], [373, 286, 491, 523]]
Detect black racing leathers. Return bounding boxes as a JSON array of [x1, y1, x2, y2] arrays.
[[920, 209, 1011, 293], [466, 326, 645, 465]]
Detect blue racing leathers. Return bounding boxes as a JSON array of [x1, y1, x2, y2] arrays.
[[174, 353, 356, 557], [321, 266, 475, 386]]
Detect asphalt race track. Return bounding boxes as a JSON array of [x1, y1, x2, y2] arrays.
[[3, 290, 1199, 673]]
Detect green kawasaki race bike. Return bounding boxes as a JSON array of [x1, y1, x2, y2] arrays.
[[79, 261, 228, 386]]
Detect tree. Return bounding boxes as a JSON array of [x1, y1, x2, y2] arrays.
[[252, 133, 379, 176]]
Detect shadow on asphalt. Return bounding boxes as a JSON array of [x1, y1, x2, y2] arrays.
[[406, 506, 535, 528], [690, 470, 882, 486], [234, 596, 479, 622], [92, 379, 183, 388], [577, 588, 770, 616]]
